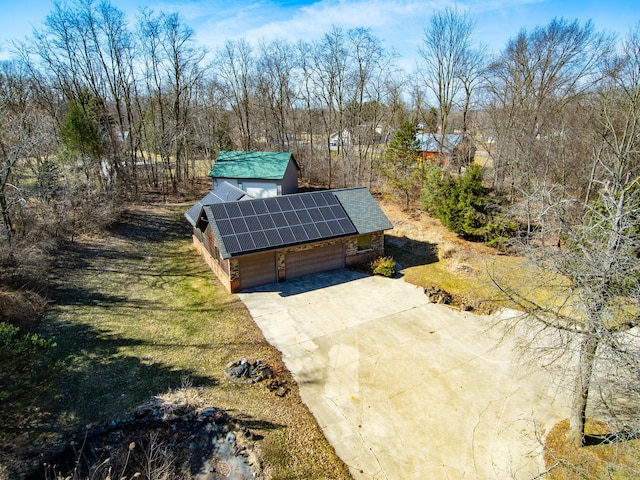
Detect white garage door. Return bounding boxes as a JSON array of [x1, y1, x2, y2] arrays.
[[286, 244, 345, 280], [239, 252, 277, 289]]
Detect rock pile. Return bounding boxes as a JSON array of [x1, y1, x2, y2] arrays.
[[26, 397, 264, 480], [424, 286, 496, 314], [225, 358, 273, 384]]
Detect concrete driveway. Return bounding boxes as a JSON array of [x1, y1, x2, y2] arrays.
[[238, 270, 570, 479]]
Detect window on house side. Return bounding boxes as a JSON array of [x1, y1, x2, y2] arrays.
[[357, 234, 372, 251]]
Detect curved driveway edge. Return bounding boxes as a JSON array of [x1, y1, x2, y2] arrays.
[[238, 270, 570, 479]]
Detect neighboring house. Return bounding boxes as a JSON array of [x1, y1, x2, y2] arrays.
[[209, 151, 299, 198], [416, 133, 463, 164], [329, 129, 352, 147], [330, 124, 386, 148], [185, 187, 393, 292]]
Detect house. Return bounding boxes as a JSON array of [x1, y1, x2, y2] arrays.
[[416, 133, 463, 164], [185, 187, 393, 292], [209, 151, 299, 198]]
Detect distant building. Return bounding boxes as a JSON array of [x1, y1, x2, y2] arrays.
[[209, 151, 299, 198], [416, 133, 463, 164]]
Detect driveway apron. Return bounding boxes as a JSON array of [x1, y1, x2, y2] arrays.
[[238, 270, 570, 479]]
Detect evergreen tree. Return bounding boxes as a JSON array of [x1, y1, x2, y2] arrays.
[[380, 120, 421, 208]]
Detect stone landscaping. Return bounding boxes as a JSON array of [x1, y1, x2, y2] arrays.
[[26, 396, 264, 480]]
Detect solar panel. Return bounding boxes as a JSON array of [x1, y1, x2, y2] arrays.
[[236, 233, 255, 251], [225, 202, 241, 218], [289, 196, 304, 209], [258, 215, 275, 230], [303, 223, 321, 240], [217, 219, 234, 236], [252, 199, 269, 214], [296, 209, 312, 224], [314, 193, 328, 206], [316, 221, 332, 237], [272, 212, 287, 227], [210, 203, 229, 219], [308, 208, 323, 222], [244, 216, 262, 231], [252, 230, 270, 249], [238, 201, 256, 216], [279, 227, 296, 244], [290, 225, 308, 241], [263, 197, 281, 212], [301, 195, 317, 208], [210, 191, 357, 255], [283, 210, 301, 225], [230, 217, 249, 233]]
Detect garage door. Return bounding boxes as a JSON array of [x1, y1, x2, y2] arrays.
[[239, 252, 277, 289], [286, 244, 345, 280]]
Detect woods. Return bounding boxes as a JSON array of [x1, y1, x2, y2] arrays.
[[1, 0, 640, 475]]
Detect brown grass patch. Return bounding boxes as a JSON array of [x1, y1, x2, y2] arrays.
[[0, 289, 48, 329], [544, 419, 640, 479]]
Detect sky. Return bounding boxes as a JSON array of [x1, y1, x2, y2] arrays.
[[0, 0, 638, 70]]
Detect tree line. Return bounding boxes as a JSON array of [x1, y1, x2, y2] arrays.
[[1, 3, 637, 236]]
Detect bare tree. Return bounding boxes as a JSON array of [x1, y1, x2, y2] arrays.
[[256, 39, 297, 151], [492, 25, 640, 450], [137, 10, 205, 192], [419, 7, 474, 144], [215, 39, 257, 150], [485, 18, 613, 200]]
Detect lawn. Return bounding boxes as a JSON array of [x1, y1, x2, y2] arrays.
[[0, 203, 350, 479]]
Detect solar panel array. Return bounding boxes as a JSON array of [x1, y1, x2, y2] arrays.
[[209, 191, 357, 255]]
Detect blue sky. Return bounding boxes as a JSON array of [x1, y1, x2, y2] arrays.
[[1, 0, 638, 69]]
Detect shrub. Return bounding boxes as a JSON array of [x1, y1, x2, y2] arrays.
[[0, 322, 56, 403], [422, 164, 519, 247], [371, 256, 396, 277]]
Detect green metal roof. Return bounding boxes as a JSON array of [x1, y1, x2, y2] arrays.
[[208, 151, 297, 180], [332, 187, 393, 234]]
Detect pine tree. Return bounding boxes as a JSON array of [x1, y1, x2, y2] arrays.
[[380, 121, 421, 208]]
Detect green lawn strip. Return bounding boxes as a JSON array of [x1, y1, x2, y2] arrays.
[[387, 239, 571, 312], [9, 204, 349, 479]]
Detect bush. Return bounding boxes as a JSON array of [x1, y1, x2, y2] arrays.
[[0, 322, 56, 403], [422, 164, 519, 247], [371, 256, 396, 277]]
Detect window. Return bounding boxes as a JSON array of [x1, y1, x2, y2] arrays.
[[357, 234, 372, 251]]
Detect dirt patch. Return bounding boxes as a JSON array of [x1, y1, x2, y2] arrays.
[[379, 200, 493, 257]]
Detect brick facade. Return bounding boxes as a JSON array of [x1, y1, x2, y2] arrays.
[[192, 230, 386, 293]]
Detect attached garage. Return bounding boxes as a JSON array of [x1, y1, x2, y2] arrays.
[[238, 252, 277, 289], [186, 187, 393, 292], [286, 244, 344, 280]]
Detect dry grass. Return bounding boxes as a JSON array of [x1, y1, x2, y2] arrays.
[[1, 203, 350, 479], [381, 200, 571, 312], [544, 419, 640, 479]]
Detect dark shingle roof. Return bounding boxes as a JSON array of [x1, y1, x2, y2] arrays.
[[208, 151, 298, 180], [332, 188, 393, 234]]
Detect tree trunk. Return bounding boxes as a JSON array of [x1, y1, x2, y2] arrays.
[[568, 334, 599, 447]]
